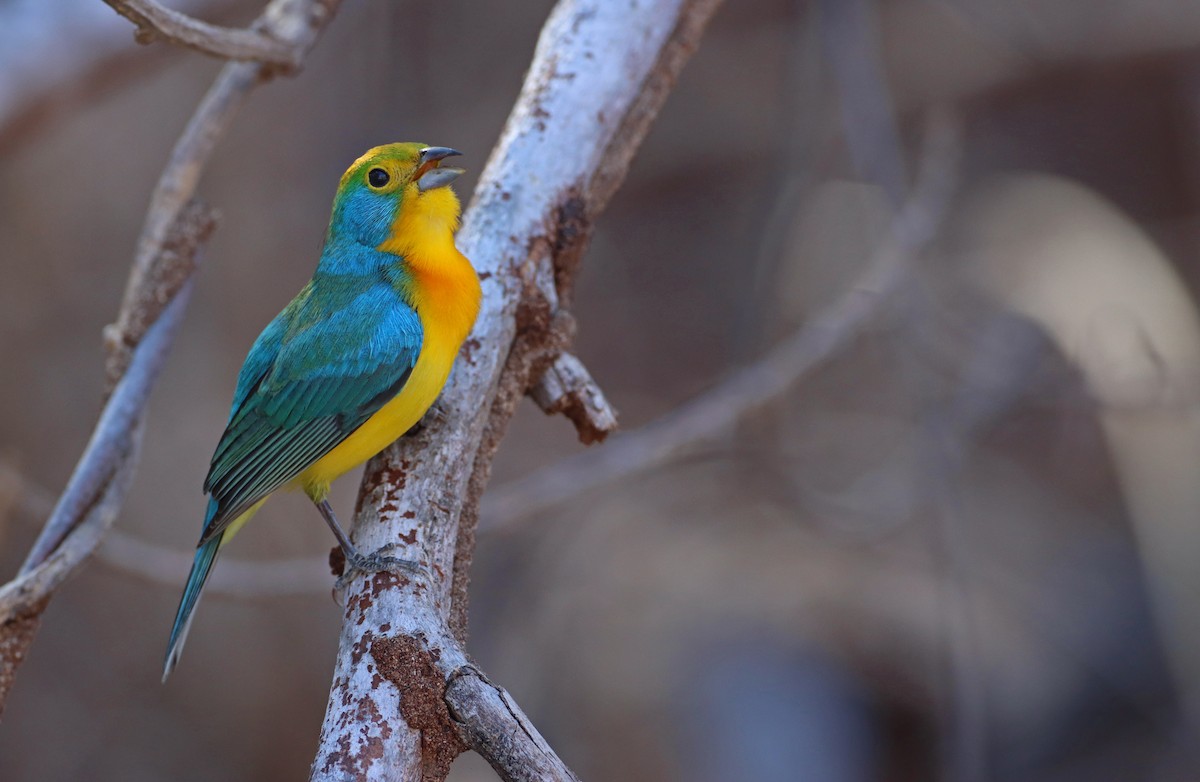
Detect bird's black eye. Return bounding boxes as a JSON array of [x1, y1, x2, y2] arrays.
[[367, 167, 390, 188]]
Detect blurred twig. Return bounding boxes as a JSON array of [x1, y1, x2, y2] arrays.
[[4, 113, 960, 599], [818, 0, 907, 203], [0, 0, 344, 714], [0, 0, 243, 151], [10, 474, 334, 596], [103, 0, 302, 68], [485, 110, 960, 534]]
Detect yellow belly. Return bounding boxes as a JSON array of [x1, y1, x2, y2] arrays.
[[294, 328, 459, 500]]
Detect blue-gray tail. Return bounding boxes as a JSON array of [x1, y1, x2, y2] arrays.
[[162, 530, 223, 682]]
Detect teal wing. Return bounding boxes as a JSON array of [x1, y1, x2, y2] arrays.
[[228, 306, 288, 414], [199, 282, 423, 542]]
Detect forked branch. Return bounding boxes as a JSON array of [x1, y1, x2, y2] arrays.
[[0, 0, 345, 714], [311, 1, 725, 779], [103, 0, 304, 69]]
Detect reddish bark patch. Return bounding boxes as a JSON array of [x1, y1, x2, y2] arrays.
[[351, 631, 375, 665], [371, 634, 465, 780], [513, 268, 553, 336], [318, 692, 390, 778], [346, 587, 373, 620], [359, 458, 410, 502], [560, 395, 611, 445], [328, 546, 349, 577], [460, 338, 482, 365], [370, 570, 410, 598], [551, 190, 591, 302], [0, 603, 45, 715], [344, 569, 412, 625]]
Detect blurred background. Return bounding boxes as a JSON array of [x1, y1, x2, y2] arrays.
[[3, 0, 1200, 779]]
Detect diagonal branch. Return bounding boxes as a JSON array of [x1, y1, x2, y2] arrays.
[[485, 110, 961, 533], [311, 1, 725, 779], [4, 115, 960, 608], [102, 0, 302, 69], [0, 0, 345, 714]]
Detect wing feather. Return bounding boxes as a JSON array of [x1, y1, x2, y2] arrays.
[[199, 281, 422, 542]]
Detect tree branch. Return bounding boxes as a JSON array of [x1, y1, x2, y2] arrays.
[[0, 0, 345, 714], [0, 0, 241, 151], [102, 0, 302, 69], [4, 114, 957, 606], [484, 110, 961, 533], [311, 1, 725, 779], [445, 667, 582, 782], [528, 352, 618, 444], [3, 111, 956, 610], [104, 0, 343, 388]]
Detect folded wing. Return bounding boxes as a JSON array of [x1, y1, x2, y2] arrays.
[[200, 282, 422, 542]]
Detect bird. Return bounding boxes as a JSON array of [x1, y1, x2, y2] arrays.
[[162, 143, 481, 680]]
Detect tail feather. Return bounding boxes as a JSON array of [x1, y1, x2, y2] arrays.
[[163, 498, 265, 681], [163, 532, 223, 682]]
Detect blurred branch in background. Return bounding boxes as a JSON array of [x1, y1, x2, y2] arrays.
[[102, 0, 303, 68], [0, 0, 344, 714], [4, 1, 1199, 779], [487, 110, 959, 534], [8, 476, 333, 596], [0, 0, 242, 150], [817, 0, 906, 204], [1, 112, 959, 601], [958, 173, 1200, 736]]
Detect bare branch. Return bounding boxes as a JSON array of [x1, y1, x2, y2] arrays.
[[6, 113, 954, 598], [102, 0, 302, 68], [4, 111, 953, 602], [16, 471, 334, 595], [18, 241, 206, 576], [0, 0, 242, 151], [445, 667, 582, 782], [312, 0, 725, 779], [818, 0, 907, 203], [0, 0, 345, 713], [106, 0, 342, 387], [484, 110, 962, 533], [0, 313, 152, 705], [529, 352, 618, 444]]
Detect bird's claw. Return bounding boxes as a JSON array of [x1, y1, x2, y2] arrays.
[[335, 545, 426, 592]]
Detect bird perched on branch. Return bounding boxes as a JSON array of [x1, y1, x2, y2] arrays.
[[163, 143, 481, 679]]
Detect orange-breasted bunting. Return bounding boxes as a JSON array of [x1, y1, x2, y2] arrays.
[[163, 143, 481, 679]]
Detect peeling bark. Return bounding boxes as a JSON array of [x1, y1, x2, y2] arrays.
[[311, 0, 725, 779]]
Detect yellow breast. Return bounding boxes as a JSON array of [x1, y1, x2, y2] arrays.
[[296, 320, 461, 498], [296, 194, 481, 500]]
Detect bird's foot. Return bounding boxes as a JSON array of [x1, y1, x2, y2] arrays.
[[334, 544, 426, 592]]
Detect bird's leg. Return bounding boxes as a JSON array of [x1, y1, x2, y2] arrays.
[[315, 499, 423, 580]]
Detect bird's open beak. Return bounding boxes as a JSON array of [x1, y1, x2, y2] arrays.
[[415, 147, 464, 192]]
